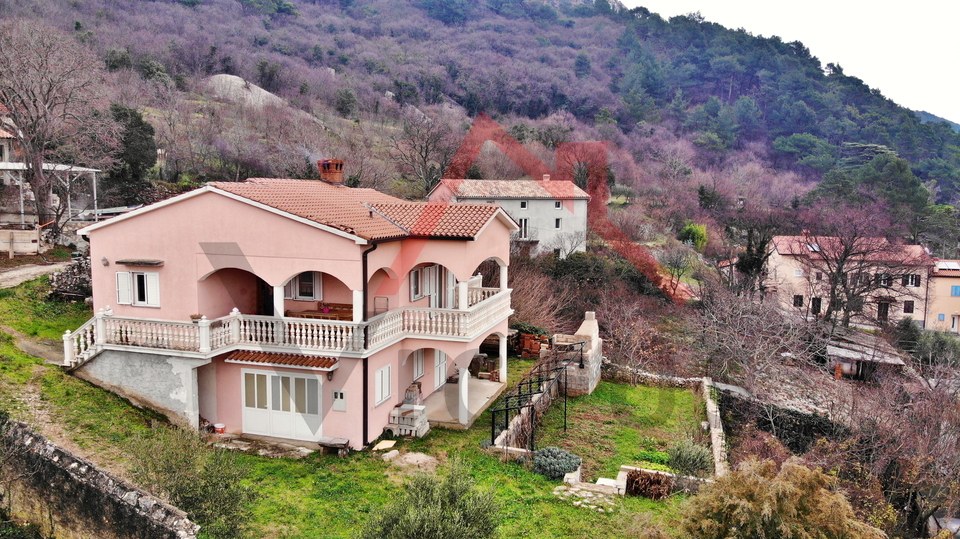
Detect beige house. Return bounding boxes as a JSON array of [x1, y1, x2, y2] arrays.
[[925, 260, 960, 332], [765, 235, 932, 327]]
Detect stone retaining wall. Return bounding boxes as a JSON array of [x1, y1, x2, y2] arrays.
[[0, 420, 198, 539]]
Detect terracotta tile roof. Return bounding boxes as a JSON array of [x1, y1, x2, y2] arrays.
[[224, 350, 338, 369], [0, 128, 13, 139], [210, 178, 507, 241], [772, 235, 930, 264], [439, 179, 589, 200], [210, 178, 408, 241], [371, 202, 501, 238]]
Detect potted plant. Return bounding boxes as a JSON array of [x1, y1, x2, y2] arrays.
[[189, 314, 203, 323]]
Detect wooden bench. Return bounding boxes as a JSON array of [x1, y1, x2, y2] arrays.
[[316, 436, 350, 457]]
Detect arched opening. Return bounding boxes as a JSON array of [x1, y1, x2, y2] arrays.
[[367, 267, 400, 317], [403, 262, 458, 310], [281, 270, 355, 320], [197, 267, 273, 317]]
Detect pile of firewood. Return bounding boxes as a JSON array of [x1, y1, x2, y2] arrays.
[[49, 256, 91, 300]]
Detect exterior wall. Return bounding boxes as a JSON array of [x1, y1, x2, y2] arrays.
[[926, 270, 960, 332], [765, 249, 929, 327], [452, 197, 587, 257], [74, 350, 209, 429]]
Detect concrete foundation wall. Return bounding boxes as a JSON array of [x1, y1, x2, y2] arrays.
[[0, 420, 198, 539], [75, 350, 209, 429]]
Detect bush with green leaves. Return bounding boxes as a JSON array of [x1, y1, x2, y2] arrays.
[[533, 446, 581, 480], [636, 449, 670, 465], [667, 440, 713, 477], [129, 427, 257, 539], [677, 221, 708, 250], [359, 459, 499, 539]]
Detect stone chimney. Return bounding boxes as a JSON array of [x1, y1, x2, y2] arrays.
[[318, 159, 344, 184], [542, 174, 550, 181]]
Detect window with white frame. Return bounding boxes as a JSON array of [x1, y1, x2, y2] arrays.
[[902, 274, 921, 287], [375, 365, 391, 405], [519, 200, 528, 210], [413, 349, 424, 380], [332, 390, 346, 412], [410, 268, 423, 300], [555, 218, 562, 230], [284, 271, 322, 300], [793, 269, 803, 277], [554, 201, 562, 209], [517, 218, 529, 239], [116, 271, 160, 307]]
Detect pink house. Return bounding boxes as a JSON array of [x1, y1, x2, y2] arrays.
[[64, 163, 517, 449]]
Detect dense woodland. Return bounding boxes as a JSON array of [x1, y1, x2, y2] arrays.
[[2, 0, 960, 537]]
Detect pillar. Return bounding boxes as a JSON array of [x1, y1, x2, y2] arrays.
[[499, 264, 508, 290], [458, 367, 469, 426], [352, 289, 363, 322], [457, 281, 469, 310], [499, 333, 508, 382], [273, 285, 285, 317]]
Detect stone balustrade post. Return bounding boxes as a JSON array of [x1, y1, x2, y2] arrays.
[[198, 316, 211, 353], [229, 308, 241, 343], [62, 330, 74, 367]]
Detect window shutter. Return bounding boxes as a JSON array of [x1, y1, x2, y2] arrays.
[[116, 272, 132, 305], [284, 279, 294, 300], [375, 367, 383, 403], [314, 271, 323, 300], [145, 273, 161, 307]]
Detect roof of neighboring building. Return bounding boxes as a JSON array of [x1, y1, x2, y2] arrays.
[[80, 177, 518, 242], [772, 235, 930, 264], [436, 178, 590, 200], [933, 259, 960, 278], [0, 162, 100, 173], [224, 350, 338, 370]]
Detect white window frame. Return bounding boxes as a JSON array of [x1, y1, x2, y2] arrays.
[[517, 218, 529, 239], [413, 350, 424, 380], [903, 274, 921, 287], [375, 365, 392, 406], [554, 218, 562, 230], [793, 269, 803, 278], [284, 271, 323, 301], [116, 271, 160, 307], [410, 268, 423, 300], [519, 200, 528, 210], [555, 201, 562, 209], [332, 390, 346, 412]]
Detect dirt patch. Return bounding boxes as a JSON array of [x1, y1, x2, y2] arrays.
[[0, 262, 70, 289]]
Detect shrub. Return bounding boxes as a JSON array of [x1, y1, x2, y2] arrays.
[[533, 446, 581, 480], [359, 459, 499, 539], [636, 449, 670, 465], [677, 221, 708, 250], [625, 469, 673, 500], [667, 440, 713, 477], [509, 321, 549, 336], [129, 427, 257, 539]]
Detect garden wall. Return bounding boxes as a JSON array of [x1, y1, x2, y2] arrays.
[[0, 420, 198, 539]]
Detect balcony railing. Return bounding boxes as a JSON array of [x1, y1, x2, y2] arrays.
[[63, 289, 513, 369]]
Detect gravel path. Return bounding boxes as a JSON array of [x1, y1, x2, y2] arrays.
[[0, 261, 70, 289]]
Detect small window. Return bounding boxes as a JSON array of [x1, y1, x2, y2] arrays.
[[375, 365, 392, 405], [555, 218, 562, 230], [815, 272, 823, 281], [952, 286, 960, 297], [116, 271, 160, 307], [410, 268, 423, 300], [811, 297, 822, 315], [554, 201, 562, 209], [876, 273, 892, 287], [903, 301, 915, 314], [332, 390, 346, 412], [284, 271, 322, 301], [413, 350, 424, 380], [519, 200, 528, 210], [902, 274, 921, 287], [939, 314, 946, 322], [517, 218, 529, 240], [793, 295, 804, 308], [793, 269, 803, 278]]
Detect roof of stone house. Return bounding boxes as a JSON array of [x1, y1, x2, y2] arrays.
[[772, 235, 930, 264], [211, 178, 510, 241], [933, 260, 960, 278], [224, 350, 338, 369], [436, 178, 590, 200]]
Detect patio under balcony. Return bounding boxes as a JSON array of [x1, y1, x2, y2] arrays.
[[423, 376, 507, 429]]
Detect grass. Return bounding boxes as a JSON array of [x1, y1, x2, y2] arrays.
[[537, 382, 706, 481], [0, 279, 690, 538], [0, 245, 72, 270]]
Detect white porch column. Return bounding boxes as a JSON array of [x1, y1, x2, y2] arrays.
[[499, 265, 508, 290], [198, 316, 211, 354], [458, 367, 469, 426], [457, 281, 469, 310], [273, 285, 285, 317], [499, 334, 508, 382], [352, 289, 363, 322]]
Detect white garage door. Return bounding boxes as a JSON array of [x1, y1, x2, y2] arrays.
[[242, 370, 322, 441]]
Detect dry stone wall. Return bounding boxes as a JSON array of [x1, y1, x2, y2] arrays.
[[0, 420, 198, 539]]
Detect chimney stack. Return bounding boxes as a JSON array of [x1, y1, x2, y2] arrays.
[[318, 159, 344, 184], [542, 174, 550, 181]]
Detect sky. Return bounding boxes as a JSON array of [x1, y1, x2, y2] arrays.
[[619, 1, 960, 124]]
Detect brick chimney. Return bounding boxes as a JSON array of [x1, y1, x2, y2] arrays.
[[542, 174, 550, 181], [318, 159, 344, 184]]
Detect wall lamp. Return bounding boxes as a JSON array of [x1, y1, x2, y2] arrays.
[[326, 370, 334, 381], [101, 257, 109, 266]]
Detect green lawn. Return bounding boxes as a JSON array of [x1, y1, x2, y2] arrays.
[[0, 279, 689, 538]]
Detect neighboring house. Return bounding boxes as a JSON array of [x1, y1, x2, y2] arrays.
[[64, 162, 517, 449], [765, 235, 932, 327], [925, 259, 960, 332], [429, 176, 589, 257]]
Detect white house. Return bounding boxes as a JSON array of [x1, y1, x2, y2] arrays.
[[429, 176, 589, 258]]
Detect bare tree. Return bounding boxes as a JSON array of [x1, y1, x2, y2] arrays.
[[0, 20, 119, 232], [658, 243, 695, 294], [390, 110, 459, 198]]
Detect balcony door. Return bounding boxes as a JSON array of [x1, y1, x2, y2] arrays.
[[242, 370, 322, 441]]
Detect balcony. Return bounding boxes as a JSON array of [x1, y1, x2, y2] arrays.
[[63, 288, 512, 368]]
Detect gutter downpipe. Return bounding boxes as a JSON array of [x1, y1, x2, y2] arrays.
[[361, 242, 378, 447]]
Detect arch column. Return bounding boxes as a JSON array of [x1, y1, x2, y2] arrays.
[[499, 334, 508, 381], [273, 285, 284, 317], [458, 367, 469, 426], [499, 264, 508, 290]]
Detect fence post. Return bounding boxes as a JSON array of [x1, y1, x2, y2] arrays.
[[62, 330, 74, 367], [95, 308, 106, 344], [198, 316, 211, 353], [229, 308, 242, 343]]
